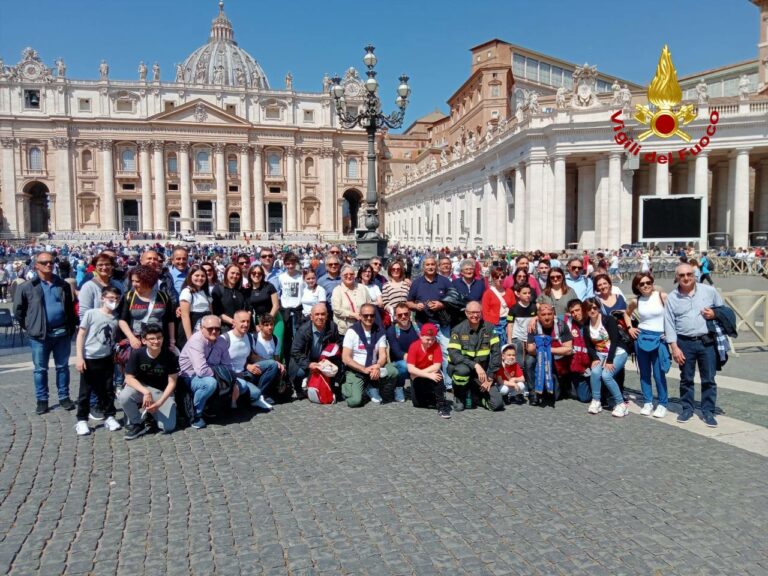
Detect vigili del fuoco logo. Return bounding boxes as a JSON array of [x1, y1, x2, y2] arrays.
[[610, 45, 719, 165]]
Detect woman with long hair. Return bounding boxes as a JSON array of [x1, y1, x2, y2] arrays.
[[627, 272, 670, 418], [381, 260, 409, 318], [178, 264, 212, 350], [538, 268, 577, 319], [246, 264, 279, 327], [581, 297, 629, 418], [200, 261, 219, 295], [118, 265, 175, 351], [211, 264, 247, 332], [481, 266, 514, 346], [593, 273, 628, 317]]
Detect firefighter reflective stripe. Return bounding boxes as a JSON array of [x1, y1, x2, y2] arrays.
[[451, 374, 470, 386], [489, 336, 500, 346], [453, 348, 491, 358], [447, 342, 463, 351]]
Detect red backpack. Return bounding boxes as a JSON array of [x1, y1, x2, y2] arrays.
[[306, 343, 340, 405]]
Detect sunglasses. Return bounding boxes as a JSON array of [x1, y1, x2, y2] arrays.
[[238, 261, 249, 265], [260, 254, 274, 259], [361, 314, 375, 319], [390, 267, 402, 272], [203, 326, 221, 333], [251, 272, 263, 276], [550, 275, 563, 280], [570, 266, 583, 271], [327, 263, 340, 267], [638, 281, 652, 287], [38, 260, 54, 266], [396, 312, 410, 318], [678, 273, 694, 278]]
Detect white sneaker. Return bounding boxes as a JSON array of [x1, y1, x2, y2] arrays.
[[588, 400, 602, 414], [75, 421, 91, 436], [367, 388, 383, 404], [105, 416, 122, 431], [612, 403, 629, 418], [640, 403, 653, 416], [652, 405, 668, 419], [254, 396, 274, 411]]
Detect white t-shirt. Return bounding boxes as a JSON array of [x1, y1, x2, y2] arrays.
[[279, 272, 303, 308], [254, 332, 277, 360], [227, 331, 253, 372], [301, 285, 327, 316], [610, 255, 619, 269], [343, 328, 386, 366], [365, 283, 382, 303], [180, 288, 211, 313]]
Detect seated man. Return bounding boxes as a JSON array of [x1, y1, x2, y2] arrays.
[[525, 304, 573, 407], [223, 309, 278, 410], [289, 303, 342, 399], [118, 323, 178, 439], [178, 315, 231, 429], [447, 301, 503, 411], [341, 303, 397, 407], [406, 323, 450, 418], [385, 302, 419, 403]]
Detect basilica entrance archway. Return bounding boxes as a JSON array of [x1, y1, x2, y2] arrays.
[[342, 189, 363, 234], [24, 181, 50, 234]]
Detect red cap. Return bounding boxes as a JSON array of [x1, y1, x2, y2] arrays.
[[420, 323, 438, 337]]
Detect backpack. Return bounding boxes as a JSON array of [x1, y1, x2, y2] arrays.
[[306, 343, 340, 405]]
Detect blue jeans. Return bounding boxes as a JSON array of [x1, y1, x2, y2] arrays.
[[590, 349, 627, 405], [635, 332, 669, 406], [392, 359, 408, 389], [677, 337, 717, 414], [29, 333, 72, 402], [435, 324, 452, 389], [190, 375, 217, 417], [494, 319, 508, 348], [237, 360, 280, 401]]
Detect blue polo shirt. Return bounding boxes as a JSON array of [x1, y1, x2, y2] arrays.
[[169, 267, 188, 297], [407, 274, 451, 325], [452, 277, 485, 303], [41, 280, 66, 329]]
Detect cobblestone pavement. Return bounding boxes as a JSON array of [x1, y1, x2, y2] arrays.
[[1, 363, 767, 576]]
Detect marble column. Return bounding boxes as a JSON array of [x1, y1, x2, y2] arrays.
[[152, 142, 167, 232], [756, 160, 768, 232], [542, 160, 554, 249], [732, 148, 751, 248], [239, 144, 252, 233], [687, 161, 696, 196], [214, 143, 227, 234], [694, 152, 709, 249], [620, 167, 634, 246], [714, 162, 729, 234], [100, 140, 117, 231], [514, 166, 526, 250], [553, 155, 567, 250], [179, 143, 192, 232], [607, 152, 622, 249], [577, 164, 595, 249], [252, 146, 265, 232], [654, 161, 669, 196], [528, 159, 544, 249], [594, 157, 609, 249], [0, 138, 18, 234], [286, 147, 297, 232], [320, 149, 335, 233], [53, 137, 74, 231], [495, 174, 507, 247], [565, 169, 578, 246], [139, 141, 153, 232]]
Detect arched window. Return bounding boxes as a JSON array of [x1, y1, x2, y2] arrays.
[[167, 152, 177, 174], [121, 149, 136, 171], [195, 150, 210, 173], [228, 212, 241, 233], [227, 154, 238, 176], [305, 157, 315, 178], [347, 157, 359, 179], [267, 152, 281, 176], [28, 147, 43, 171], [81, 150, 92, 171]]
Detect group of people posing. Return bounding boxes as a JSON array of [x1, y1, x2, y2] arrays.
[[13, 243, 731, 439]]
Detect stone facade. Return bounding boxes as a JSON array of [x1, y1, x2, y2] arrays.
[[382, 11, 768, 251], [0, 3, 371, 237]]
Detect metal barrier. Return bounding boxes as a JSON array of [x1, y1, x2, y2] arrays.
[[721, 290, 768, 350]]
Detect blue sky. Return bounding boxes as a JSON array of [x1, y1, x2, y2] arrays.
[[0, 0, 759, 128]]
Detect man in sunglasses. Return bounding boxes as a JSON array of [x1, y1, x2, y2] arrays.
[[315, 246, 343, 278], [178, 315, 231, 429], [14, 251, 78, 415], [258, 249, 281, 292], [385, 302, 420, 403], [341, 303, 397, 407], [564, 257, 594, 301], [318, 255, 342, 313]]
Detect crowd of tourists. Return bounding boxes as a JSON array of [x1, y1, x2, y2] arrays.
[[9, 240, 736, 440]]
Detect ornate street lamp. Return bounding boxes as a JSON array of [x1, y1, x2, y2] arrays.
[[331, 44, 410, 260]]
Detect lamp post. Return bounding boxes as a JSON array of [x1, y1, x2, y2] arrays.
[[330, 44, 410, 261]]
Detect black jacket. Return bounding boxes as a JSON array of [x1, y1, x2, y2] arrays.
[[290, 319, 341, 374], [13, 276, 77, 339], [582, 313, 625, 364]]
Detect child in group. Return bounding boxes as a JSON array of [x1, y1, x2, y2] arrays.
[[495, 344, 526, 404], [506, 282, 538, 385], [251, 314, 286, 402], [74, 285, 122, 436], [406, 323, 450, 419]]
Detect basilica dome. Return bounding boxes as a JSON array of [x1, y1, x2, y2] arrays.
[[179, 1, 269, 89]]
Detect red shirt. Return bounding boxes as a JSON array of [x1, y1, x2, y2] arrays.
[[494, 362, 523, 383], [406, 340, 442, 370]]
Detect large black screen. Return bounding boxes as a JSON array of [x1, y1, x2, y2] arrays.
[[641, 197, 701, 240]]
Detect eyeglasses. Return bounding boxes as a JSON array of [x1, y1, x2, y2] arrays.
[[361, 314, 375, 319], [467, 311, 482, 316], [251, 272, 263, 276], [203, 326, 221, 333], [260, 254, 274, 259], [570, 266, 583, 271], [549, 275, 563, 280], [238, 261, 249, 265], [37, 260, 53, 266], [96, 263, 113, 268], [371, 262, 381, 267], [638, 281, 652, 287], [390, 267, 402, 272], [330, 250, 341, 254], [342, 273, 354, 278], [327, 263, 340, 267], [396, 312, 410, 318], [678, 272, 694, 278]]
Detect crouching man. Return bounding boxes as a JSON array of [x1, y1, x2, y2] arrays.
[[341, 303, 397, 407], [447, 301, 503, 411], [118, 323, 178, 439], [224, 310, 278, 410]]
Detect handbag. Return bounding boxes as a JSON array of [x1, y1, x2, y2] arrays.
[[114, 339, 133, 366], [211, 364, 236, 396]]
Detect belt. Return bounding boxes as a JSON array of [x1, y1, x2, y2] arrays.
[[677, 334, 708, 342]]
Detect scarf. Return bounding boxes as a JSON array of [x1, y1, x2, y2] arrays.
[[350, 321, 385, 368], [534, 334, 555, 394]]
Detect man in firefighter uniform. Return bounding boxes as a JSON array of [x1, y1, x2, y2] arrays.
[[447, 301, 504, 411]]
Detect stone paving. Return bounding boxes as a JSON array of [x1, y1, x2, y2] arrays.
[[0, 359, 767, 575]]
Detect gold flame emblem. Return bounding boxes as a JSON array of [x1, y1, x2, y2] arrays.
[[634, 45, 697, 142]]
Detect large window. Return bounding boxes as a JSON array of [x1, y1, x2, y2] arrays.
[[167, 152, 177, 174], [347, 157, 359, 179], [227, 154, 238, 176], [512, 54, 525, 78], [539, 63, 551, 86], [267, 153, 281, 176], [121, 149, 136, 171], [265, 106, 280, 120], [24, 90, 40, 109], [195, 150, 210, 173], [115, 99, 133, 113], [526, 58, 538, 82], [81, 150, 93, 171], [305, 157, 315, 178], [28, 147, 43, 171]]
